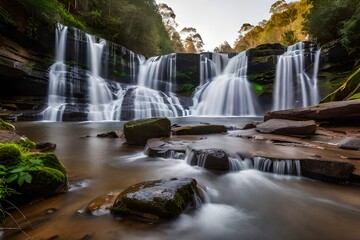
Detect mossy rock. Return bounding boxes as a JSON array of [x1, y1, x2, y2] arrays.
[[111, 178, 200, 221], [0, 143, 22, 166], [26, 153, 67, 175], [124, 118, 171, 146], [0, 119, 15, 131], [17, 137, 36, 150]]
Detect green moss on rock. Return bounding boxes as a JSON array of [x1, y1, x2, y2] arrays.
[[111, 178, 199, 220], [18, 137, 36, 150], [35, 167, 66, 184], [27, 153, 67, 175], [0, 143, 22, 166], [124, 118, 171, 146]]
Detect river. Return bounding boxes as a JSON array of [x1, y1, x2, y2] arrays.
[[4, 117, 360, 240]]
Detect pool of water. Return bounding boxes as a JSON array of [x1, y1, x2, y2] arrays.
[[4, 118, 360, 240]]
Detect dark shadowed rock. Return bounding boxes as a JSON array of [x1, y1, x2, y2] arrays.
[[111, 178, 200, 221], [187, 148, 231, 171], [256, 119, 317, 136], [97, 131, 123, 138], [36, 142, 57, 152], [172, 125, 227, 135], [337, 137, 360, 150], [124, 118, 171, 146], [264, 99, 360, 123]]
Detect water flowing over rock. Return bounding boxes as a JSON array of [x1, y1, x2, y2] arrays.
[[273, 42, 321, 110], [110, 178, 202, 221], [191, 51, 260, 116], [199, 52, 229, 86]]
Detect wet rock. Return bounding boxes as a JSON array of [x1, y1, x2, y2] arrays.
[[145, 137, 195, 159], [0, 130, 22, 143], [172, 125, 227, 135], [264, 99, 360, 123], [301, 159, 355, 182], [36, 142, 57, 152], [85, 191, 121, 216], [256, 119, 317, 136], [124, 118, 171, 146], [337, 137, 360, 150], [97, 131, 123, 138], [187, 148, 231, 171], [111, 178, 200, 221]]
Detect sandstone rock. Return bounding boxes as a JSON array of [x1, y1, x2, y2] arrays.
[[111, 178, 200, 221], [256, 119, 317, 136], [85, 191, 121, 216], [124, 118, 171, 146], [172, 124, 227, 135], [337, 137, 360, 150], [264, 99, 360, 123], [145, 137, 194, 159], [0, 130, 22, 143]]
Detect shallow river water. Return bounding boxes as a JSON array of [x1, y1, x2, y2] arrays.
[[4, 117, 360, 240]]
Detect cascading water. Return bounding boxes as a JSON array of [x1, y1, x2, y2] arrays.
[[199, 53, 229, 86], [42, 24, 68, 121], [192, 51, 260, 116], [131, 53, 188, 119], [273, 42, 321, 110]]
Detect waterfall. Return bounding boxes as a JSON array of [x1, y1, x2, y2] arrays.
[[253, 157, 301, 176], [42, 24, 68, 121], [199, 53, 229, 86], [191, 51, 260, 116], [273, 42, 321, 110], [131, 53, 188, 119]]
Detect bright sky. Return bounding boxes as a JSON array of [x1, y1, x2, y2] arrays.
[[155, 0, 276, 51]]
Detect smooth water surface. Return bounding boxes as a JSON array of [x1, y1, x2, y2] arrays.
[[5, 118, 360, 240]]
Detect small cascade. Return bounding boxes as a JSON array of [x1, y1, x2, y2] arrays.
[[191, 51, 260, 116], [252, 157, 301, 176], [42, 24, 68, 121], [200, 53, 229, 86], [273, 42, 321, 110], [131, 53, 188, 119]]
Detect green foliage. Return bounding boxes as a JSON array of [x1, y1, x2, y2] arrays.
[[18, 138, 36, 150], [0, 6, 16, 26], [176, 83, 196, 96], [252, 83, 264, 92], [304, 0, 360, 50], [0, 119, 15, 131], [7, 158, 43, 186], [281, 30, 298, 46]]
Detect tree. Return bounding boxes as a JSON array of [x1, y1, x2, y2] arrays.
[[180, 27, 204, 53], [214, 41, 233, 53], [270, 0, 288, 14]]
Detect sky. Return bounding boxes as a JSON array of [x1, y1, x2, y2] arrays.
[[154, 0, 277, 51]]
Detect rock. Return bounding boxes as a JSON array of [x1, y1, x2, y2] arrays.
[[96, 131, 123, 138], [187, 149, 232, 171], [0, 118, 15, 131], [145, 137, 195, 159], [85, 191, 121, 216], [172, 125, 227, 135], [111, 178, 200, 221], [124, 118, 171, 146], [264, 99, 360, 123], [0, 130, 22, 143], [256, 119, 317, 136], [36, 142, 57, 152], [0, 143, 21, 166], [301, 159, 355, 182], [337, 137, 360, 150]]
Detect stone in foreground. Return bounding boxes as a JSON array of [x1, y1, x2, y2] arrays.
[[111, 178, 200, 221], [256, 119, 317, 136], [85, 191, 121, 216], [172, 124, 227, 135], [187, 148, 233, 171], [124, 118, 171, 146], [337, 137, 360, 150]]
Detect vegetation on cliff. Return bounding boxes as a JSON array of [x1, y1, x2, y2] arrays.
[[0, 0, 174, 56]]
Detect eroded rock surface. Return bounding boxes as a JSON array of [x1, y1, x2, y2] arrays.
[[256, 119, 317, 136]]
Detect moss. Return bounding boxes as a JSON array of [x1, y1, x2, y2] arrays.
[[0, 143, 22, 166], [27, 153, 67, 176], [349, 93, 360, 99], [17, 137, 36, 150], [0, 119, 15, 131], [35, 167, 66, 184]]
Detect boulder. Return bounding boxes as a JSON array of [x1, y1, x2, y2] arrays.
[[256, 119, 317, 136], [124, 118, 171, 146], [96, 131, 123, 138], [187, 148, 231, 171], [0, 130, 23, 143], [0, 143, 21, 166], [85, 191, 121, 216], [111, 178, 200, 221], [35, 142, 57, 152], [337, 137, 360, 150], [145, 137, 195, 159], [264, 99, 360, 123], [172, 124, 227, 135]]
